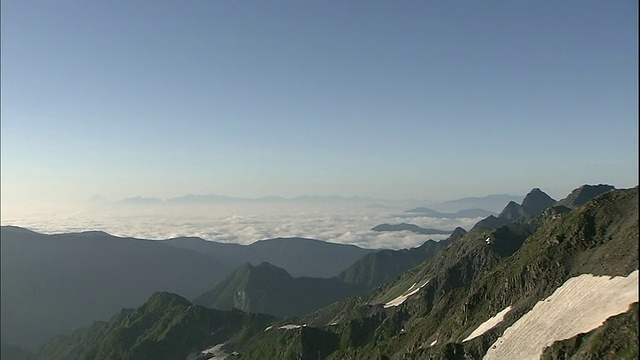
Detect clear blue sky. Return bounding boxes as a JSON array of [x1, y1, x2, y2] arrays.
[[1, 0, 638, 207]]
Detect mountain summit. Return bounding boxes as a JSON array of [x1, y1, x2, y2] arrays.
[[520, 187, 557, 215], [480, 188, 556, 228]]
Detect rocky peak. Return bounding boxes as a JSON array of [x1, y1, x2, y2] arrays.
[[556, 184, 615, 208], [521, 188, 556, 216]]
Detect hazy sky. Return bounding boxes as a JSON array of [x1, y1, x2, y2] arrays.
[[2, 1, 638, 209]]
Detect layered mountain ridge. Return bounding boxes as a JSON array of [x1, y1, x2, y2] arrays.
[[5, 183, 636, 360], [0, 229, 373, 351]]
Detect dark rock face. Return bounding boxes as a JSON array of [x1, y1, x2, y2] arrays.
[[498, 201, 528, 221], [194, 262, 362, 318], [479, 188, 557, 229], [556, 184, 615, 209], [520, 188, 557, 216]]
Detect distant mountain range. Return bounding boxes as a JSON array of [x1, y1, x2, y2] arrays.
[[98, 193, 524, 210], [112, 194, 390, 205], [371, 223, 452, 235], [435, 194, 524, 213], [403, 207, 496, 218]]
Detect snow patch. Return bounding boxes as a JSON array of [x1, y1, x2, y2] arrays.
[[278, 324, 302, 330], [264, 325, 273, 331], [384, 280, 429, 308], [186, 343, 230, 360], [430, 339, 438, 347], [484, 270, 639, 360], [463, 306, 512, 342]]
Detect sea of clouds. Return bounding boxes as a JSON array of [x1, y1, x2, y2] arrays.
[[1, 202, 483, 250]]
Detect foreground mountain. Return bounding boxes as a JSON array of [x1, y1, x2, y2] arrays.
[[0, 228, 373, 351], [0, 228, 230, 351], [35, 292, 275, 360], [193, 262, 364, 318], [371, 223, 451, 235], [240, 186, 638, 359]]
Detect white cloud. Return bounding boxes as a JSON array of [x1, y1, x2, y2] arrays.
[[1, 202, 478, 250]]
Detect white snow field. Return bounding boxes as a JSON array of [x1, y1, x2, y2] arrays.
[[384, 280, 429, 308], [278, 324, 302, 330], [484, 270, 639, 360], [463, 306, 512, 342]]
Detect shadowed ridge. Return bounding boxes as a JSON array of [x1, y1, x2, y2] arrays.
[[556, 184, 616, 209]]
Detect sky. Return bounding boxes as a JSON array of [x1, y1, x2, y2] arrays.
[[1, 0, 638, 212]]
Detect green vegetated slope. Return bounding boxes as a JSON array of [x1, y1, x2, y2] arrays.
[[238, 186, 638, 359], [337, 228, 465, 289], [35, 292, 274, 360]]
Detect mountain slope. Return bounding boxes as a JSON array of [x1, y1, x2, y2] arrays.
[[540, 302, 638, 360], [1, 228, 374, 351], [196, 230, 463, 319], [193, 262, 363, 318], [337, 228, 465, 289], [35, 292, 275, 360], [0, 228, 230, 351], [477, 187, 557, 228], [556, 184, 615, 209], [520, 187, 557, 216], [242, 187, 638, 359]]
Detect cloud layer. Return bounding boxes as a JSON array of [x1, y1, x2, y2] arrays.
[[1, 202, 482, 250]]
